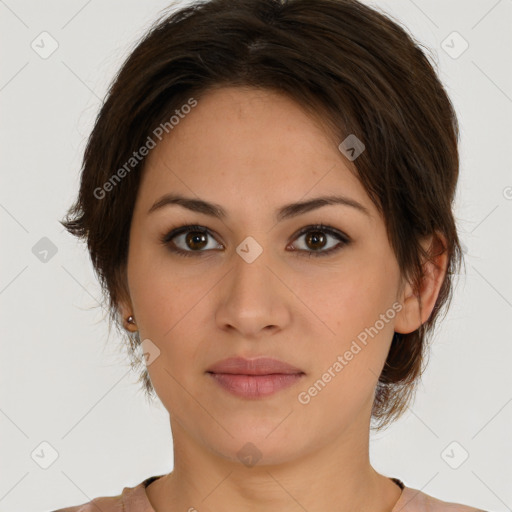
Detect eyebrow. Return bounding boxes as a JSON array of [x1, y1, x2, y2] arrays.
[[147, 193, 371, 221]]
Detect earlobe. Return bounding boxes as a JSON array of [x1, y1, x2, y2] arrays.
[[118, 299, 137, 332], [116, 273, 138, 332], [394, 232, 448, 335]]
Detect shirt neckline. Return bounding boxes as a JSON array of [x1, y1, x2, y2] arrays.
[[137, 475, 407, 512]]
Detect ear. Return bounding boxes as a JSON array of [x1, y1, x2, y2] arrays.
[[394, 232, 449, 335], [118, 296, 138, 333], [116, 271, 137, 332]]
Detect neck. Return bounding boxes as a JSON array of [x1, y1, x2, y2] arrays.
[[146, 415, 402, 512]]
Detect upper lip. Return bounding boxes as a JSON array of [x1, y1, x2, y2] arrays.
[[206, 357, 304, 375]]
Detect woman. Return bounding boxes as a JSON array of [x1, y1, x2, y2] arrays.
[[55, 0, 487, 510]]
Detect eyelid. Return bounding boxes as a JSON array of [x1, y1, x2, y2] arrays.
[[160, 224, 224, 250], [292, 224, 350, 244]]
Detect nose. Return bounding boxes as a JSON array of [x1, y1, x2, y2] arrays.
[[214, 243, 292, 338]]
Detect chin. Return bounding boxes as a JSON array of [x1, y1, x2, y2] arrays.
[[203, 430, 307, 468]]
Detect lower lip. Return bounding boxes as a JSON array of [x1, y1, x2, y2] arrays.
[[207, 372, 305, 399]]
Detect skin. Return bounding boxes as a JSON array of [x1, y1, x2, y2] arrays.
[[119, 86, 448, 512]]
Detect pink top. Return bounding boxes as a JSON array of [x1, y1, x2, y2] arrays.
[[52, 475, 488, 512]]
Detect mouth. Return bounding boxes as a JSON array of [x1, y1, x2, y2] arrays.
[[206, 356, 305, 399], [206, 372, 305, 399], [206, 356, 304, 375]]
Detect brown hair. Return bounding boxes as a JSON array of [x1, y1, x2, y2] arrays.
[[60, 0, 464, 431]]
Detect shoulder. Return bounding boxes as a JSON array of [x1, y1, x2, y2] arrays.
[[397, 485, 489, 512], [51, 494, 122, 512], [51, 493, 124, 512], [51, 475, 163, 512]]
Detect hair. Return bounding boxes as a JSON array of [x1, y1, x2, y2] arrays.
[[60, 0, 464, 431]]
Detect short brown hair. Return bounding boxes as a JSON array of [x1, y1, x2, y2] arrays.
[[61, 0, 464, 431]]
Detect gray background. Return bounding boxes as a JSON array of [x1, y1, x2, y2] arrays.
[[1, 0, 511, 510]]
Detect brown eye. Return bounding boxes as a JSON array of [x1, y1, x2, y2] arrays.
[[290, 224, 350, 258], [160, 224, 223, 257], [184, 231, 209, 250], [304, 231, 328, 251]]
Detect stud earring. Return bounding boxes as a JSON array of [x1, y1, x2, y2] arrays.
[[127, 315, 136, 325]]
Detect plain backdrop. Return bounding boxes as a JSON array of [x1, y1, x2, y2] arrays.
[[1, 0, 511, 511]]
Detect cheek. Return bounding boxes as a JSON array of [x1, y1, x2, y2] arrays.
[[304, 251, 399, 384], [127, 242, 187, 327], [309, 258, 397, 335], [132, 278, 207, 409], [127, 248, 211, 356]]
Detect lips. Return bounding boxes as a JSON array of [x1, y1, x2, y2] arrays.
[[206, 356, 305, 399], [206, 357, 305, 399], [206, 356, 304, 376]]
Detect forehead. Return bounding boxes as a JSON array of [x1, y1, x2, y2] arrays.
[[137, 86, 374, 219]]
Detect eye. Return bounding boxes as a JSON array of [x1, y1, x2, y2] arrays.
[[160, 223, 350, 258], [288, 224, 350, 257], [160, 224, 223, 257]]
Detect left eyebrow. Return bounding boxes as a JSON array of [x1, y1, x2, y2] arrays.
[[147, 193, 371, 221]]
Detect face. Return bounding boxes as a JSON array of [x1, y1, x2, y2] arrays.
[[121, 86, 408, 465]]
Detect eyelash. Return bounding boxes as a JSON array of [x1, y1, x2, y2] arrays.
[[159, 223, 350, 258]]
